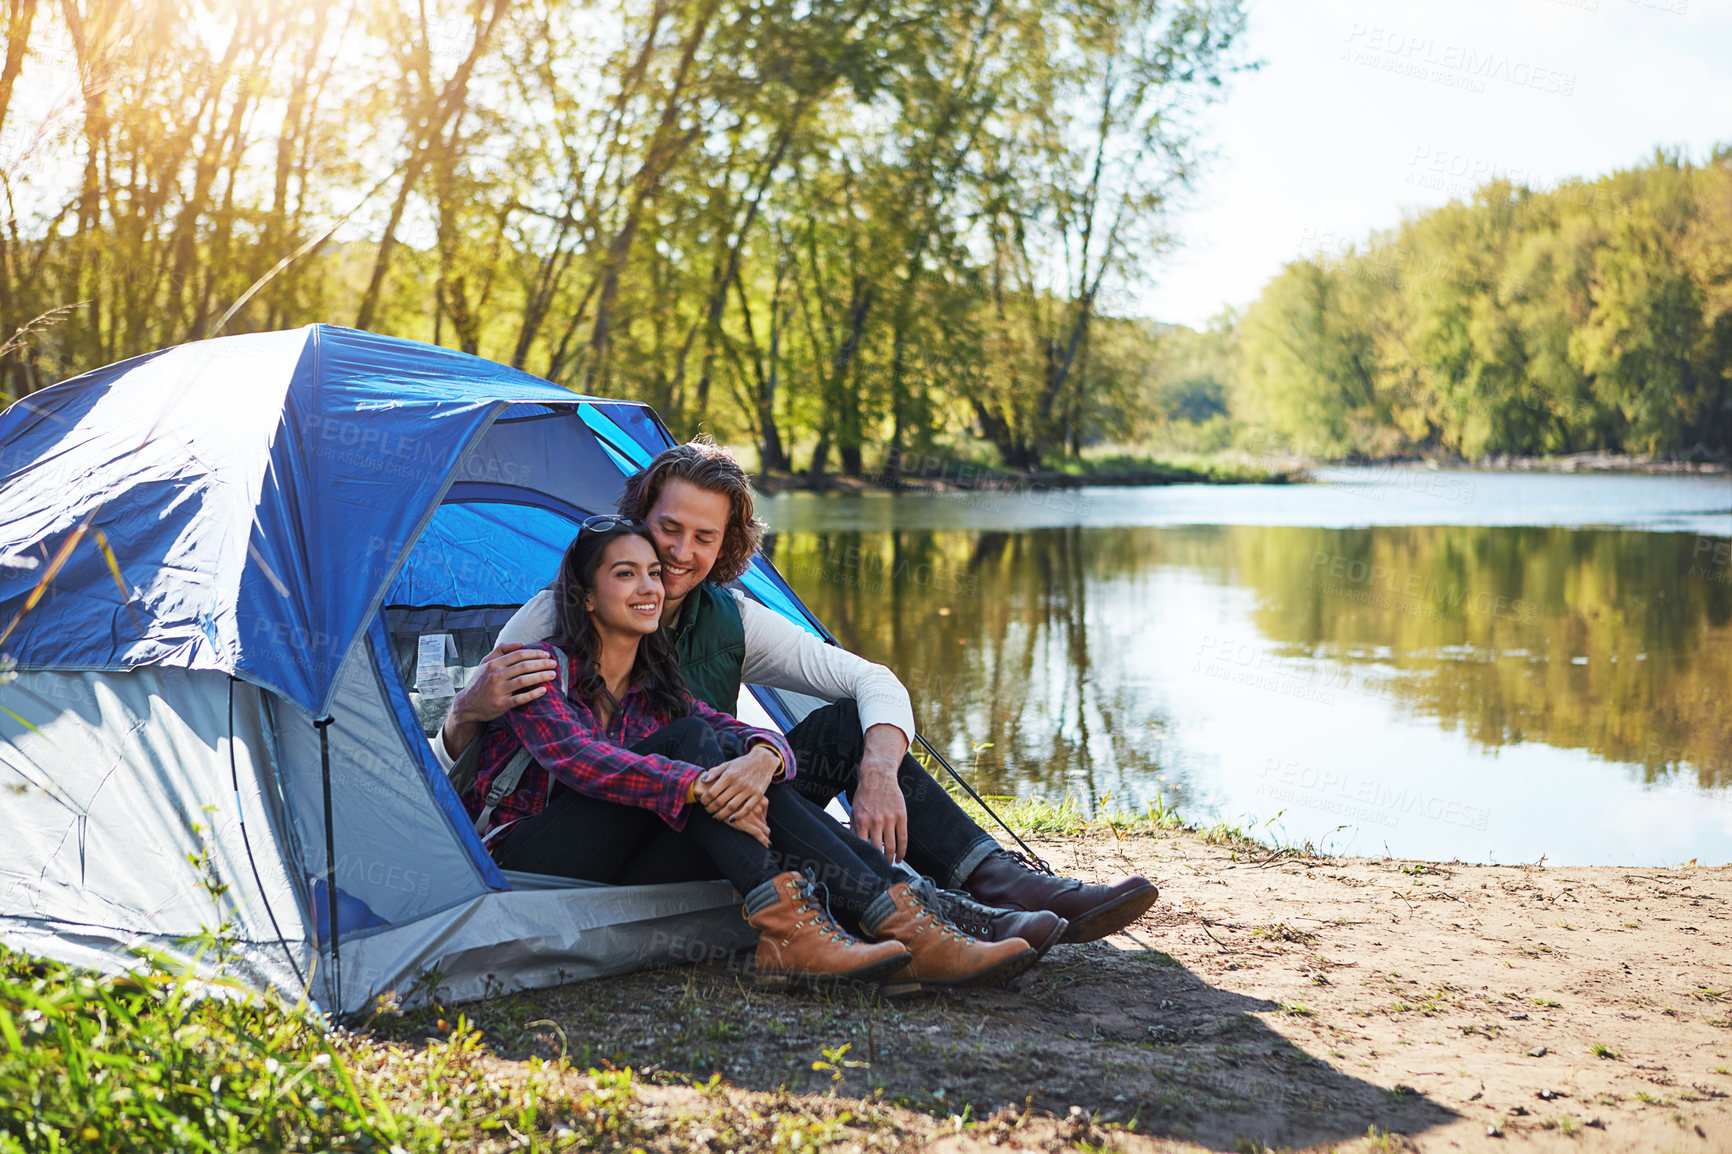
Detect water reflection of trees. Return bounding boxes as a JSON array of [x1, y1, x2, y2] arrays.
[[765, 527, 1174, 810], [767, 521, 1732, 797], [1239, 526, 1732, 790]]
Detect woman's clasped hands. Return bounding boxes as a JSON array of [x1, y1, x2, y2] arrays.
[[691, 743, 782, 846]]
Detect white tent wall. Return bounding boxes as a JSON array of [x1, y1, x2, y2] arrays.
[[270, 634, 497, 936], [0, 668, 314, 998]]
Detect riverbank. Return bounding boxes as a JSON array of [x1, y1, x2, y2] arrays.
[[6, 827, 1727, 1152], [750, 448, 1728, 496], [752, 457, 1304, 494], [1328, 449, 1731, 476], [357, 828, 1730, 1153], [1464, 449, 1730, 475]]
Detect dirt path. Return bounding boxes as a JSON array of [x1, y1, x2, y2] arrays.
[[398, 832, 1732, 1152]]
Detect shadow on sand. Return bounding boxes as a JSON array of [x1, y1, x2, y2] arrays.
[[423, 935, 1459, 1151]]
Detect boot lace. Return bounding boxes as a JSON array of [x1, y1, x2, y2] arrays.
[[1001, 848, 1056, 877], [909, 879, 977, 943], [930, 886, 997, 940], [792, 872, 857, 946]]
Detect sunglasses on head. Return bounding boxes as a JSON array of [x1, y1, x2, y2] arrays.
[[578, 514, 640, 535]]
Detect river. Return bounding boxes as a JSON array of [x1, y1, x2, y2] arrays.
[[760, 469, 1732, 866]]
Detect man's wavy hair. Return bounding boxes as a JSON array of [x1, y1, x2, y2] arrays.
[[618, 440, 766, 584]]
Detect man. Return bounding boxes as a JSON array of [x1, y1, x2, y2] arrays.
[[434, 442, 1159, 946]]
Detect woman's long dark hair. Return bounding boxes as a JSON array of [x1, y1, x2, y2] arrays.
[[547, 521, 690, 723]]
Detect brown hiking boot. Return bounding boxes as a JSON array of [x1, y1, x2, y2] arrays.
[[744, 872, 911, 988], [863, 881, 1038, 991], [963, 849, 1158, 943]]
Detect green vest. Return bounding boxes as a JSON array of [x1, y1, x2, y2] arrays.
[[668, 583, 745, 714]]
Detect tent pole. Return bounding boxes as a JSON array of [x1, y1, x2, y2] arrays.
[[314, 716, 340, 1015]]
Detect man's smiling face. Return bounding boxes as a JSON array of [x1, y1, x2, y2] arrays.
[[644, 477, 731, 608]]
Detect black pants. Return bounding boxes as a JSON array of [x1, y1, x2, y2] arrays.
[[784, 699, 1000, 888], [491, 716, 897, 924]]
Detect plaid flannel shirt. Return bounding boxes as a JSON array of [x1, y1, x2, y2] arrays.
[[464, 643, 797, 845]]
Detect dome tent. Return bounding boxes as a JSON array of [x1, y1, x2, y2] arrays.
[[0, 324, 824, 1017]]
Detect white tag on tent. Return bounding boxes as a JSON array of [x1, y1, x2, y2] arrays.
[[416, 634, 456, 697]]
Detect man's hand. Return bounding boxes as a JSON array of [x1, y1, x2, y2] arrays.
[[850, 724, 909, 864], [695, 745, 779, 823], [439, 643, 559, 759], [693, 774, 771, 846]]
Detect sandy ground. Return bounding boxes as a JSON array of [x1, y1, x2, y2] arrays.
[[396, 831, 1732, 1153]]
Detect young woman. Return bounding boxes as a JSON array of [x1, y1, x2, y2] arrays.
[[465, 517, 1036, 990]]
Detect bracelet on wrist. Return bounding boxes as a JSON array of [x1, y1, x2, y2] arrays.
[[751, 740, 786, 780]]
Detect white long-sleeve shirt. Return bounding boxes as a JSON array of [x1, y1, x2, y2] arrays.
[[429, 587, 916, 772]]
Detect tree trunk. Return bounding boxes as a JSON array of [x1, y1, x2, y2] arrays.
[[760, 293, 790, 473], [355, 0, 508, 332], [586, 0, 719, 390], [0, 0, 39, 147], [829, 281, 871, 477]]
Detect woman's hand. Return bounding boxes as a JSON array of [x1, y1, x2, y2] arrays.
[[694, 745, 780, 822], [728, 797, 771, 846], [439, 643, 559, 758], [693, 775, 771, 846]]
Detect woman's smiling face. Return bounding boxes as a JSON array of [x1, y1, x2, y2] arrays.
[[586, 534, 664, 636]]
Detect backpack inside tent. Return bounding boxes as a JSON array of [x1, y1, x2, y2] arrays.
[[0, 324, 830, 1017]]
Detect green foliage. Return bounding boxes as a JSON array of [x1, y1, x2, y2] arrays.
[[1231, 151, 1732, 459], [0, 948, 396, 1152], [4, 2, 1718, 467], [0, 945, 666, 1152], [0, 0, 1250, 475], [810, 1042, 866, 1094]]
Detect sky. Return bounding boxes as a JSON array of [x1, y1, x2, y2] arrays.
[[1137, 0, 1732, 329]]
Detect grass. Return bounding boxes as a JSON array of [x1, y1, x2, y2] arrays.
[[1252, 924, 1319, 946], [1590, 1042, 1622, 1060], [927, 755, 1336, 866], [1043, 452, 1295, 485], [801, 440, 1301, 490], [0, 945, 495, 1152], [941, 785, 1332, 867], [941, 782, 1189, 842], [1132, 949, 1183, 967], [0, 945, 922, 1153]]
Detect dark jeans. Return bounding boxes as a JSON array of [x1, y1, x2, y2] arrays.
[[491, 715, 897, 924], [784, 699, 999, 889]]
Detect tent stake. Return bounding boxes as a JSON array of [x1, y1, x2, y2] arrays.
[[314, 716, 340, 1014]]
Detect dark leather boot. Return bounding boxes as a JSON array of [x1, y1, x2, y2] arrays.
[[963, 849, 1158, 943], [927, 885, 1068, 958]]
